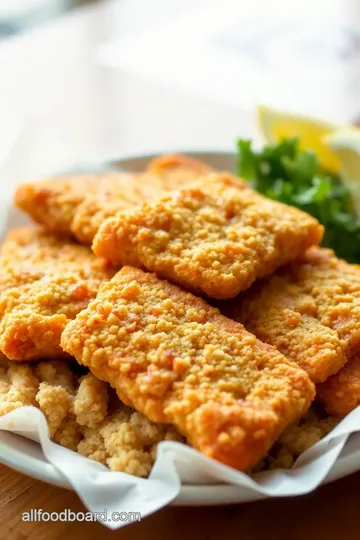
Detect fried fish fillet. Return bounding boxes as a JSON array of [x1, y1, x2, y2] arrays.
[[93, 173, 323, 299], [286, 247, 360, 357], [14, 154, 211, 244], [147, 153, 212, 180], [316, 355, 360, 416], [70, 175, 157, 245], [61, 266, 314, 471], [0, 228, 115, 361], [232, 246, 360, 382], [232, 275, 347, 383]]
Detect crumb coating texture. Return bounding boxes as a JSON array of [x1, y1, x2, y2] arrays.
[[0, 228, 115, 360], [93, 174, 323, 299], [15, 154, 210, 244], [233, 273, 347, 383], [61, 266, 315, 471]]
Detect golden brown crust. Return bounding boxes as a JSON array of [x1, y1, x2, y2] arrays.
[[61, 266, 314, 472], [316, 355, 360, 416], [233, 247, 360, 378], [71, 174, 162, 244], [93, 174, 323, 299], [14, 154, 210, 244], [147, 153, 212, 178], [286, 247, 360, 357], [14, 174, 126, 234], [232, 275, 347, 383], [0, 227, 115, 360], [72, 157, 211, 244]]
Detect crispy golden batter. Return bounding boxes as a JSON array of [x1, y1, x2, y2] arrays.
[[233, 247, 360, 380], [14, 174, 127, 234], [69, 175, 158, 244], [72, 155, 211, 245], [15, 154, 209, 244], [317, 355, 360, 416], [0, 358, 182, 475], [147, 153, 212, 180], [93, 174, 323, 299], [0, 228, 115, 360], [232, 275, 347, 383], [0, 227, 113, 291], [284, 247, 360, 357], [61, 267, 314, 472]]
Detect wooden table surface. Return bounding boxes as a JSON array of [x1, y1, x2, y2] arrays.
[[0, 1, 360, 538], [1, 462, 360, 540]]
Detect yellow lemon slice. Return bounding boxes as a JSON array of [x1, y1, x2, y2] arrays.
[[325, 128, 360, 216], [257, 104, 341, 173]]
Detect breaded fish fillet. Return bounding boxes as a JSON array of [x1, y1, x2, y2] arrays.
[[147, 153, 212, 180], [233, 246, 360, 382], [61, 266, 314, 471], [316, 355, 360, 416], [0, 228, 115, 361], [0, 227, 111, 293], [70, 175, 157, 245], [93, 174, 323, 299], [73, 155, 212, 244], [232, 275, 347, 383], [14, 154, 211, 244], [285, 247, 360, 357]]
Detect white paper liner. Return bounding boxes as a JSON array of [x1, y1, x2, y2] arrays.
[[0, 405, 360, 529]]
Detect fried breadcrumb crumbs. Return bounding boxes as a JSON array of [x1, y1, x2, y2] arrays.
[[36, 382, 73, 438], [93, 173, 323, 299], [74, 374, 108, 428], [79, 409, 181, 477], [0, 359, 340, 475], [254, 405, 340, 471], [0, 358, 183, 476], [0, 357, 38, 415]]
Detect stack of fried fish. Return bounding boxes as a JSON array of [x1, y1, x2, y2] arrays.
[[1, 154, 356, 474]]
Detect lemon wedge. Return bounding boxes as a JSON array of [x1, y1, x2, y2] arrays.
[[257, 104, 341, 173], [325, 128, 360, 216]]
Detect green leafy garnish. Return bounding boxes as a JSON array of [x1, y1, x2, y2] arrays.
[[236, 137, 360, 262]]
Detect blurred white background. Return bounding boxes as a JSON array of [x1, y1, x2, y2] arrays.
[[101, 0, 360, 122], [0, 0, 360, 185], [0, 0, 88, 37], [0, 0, 66, 18]]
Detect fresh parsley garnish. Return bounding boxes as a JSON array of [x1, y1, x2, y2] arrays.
[[236, 137, 360, 262]]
